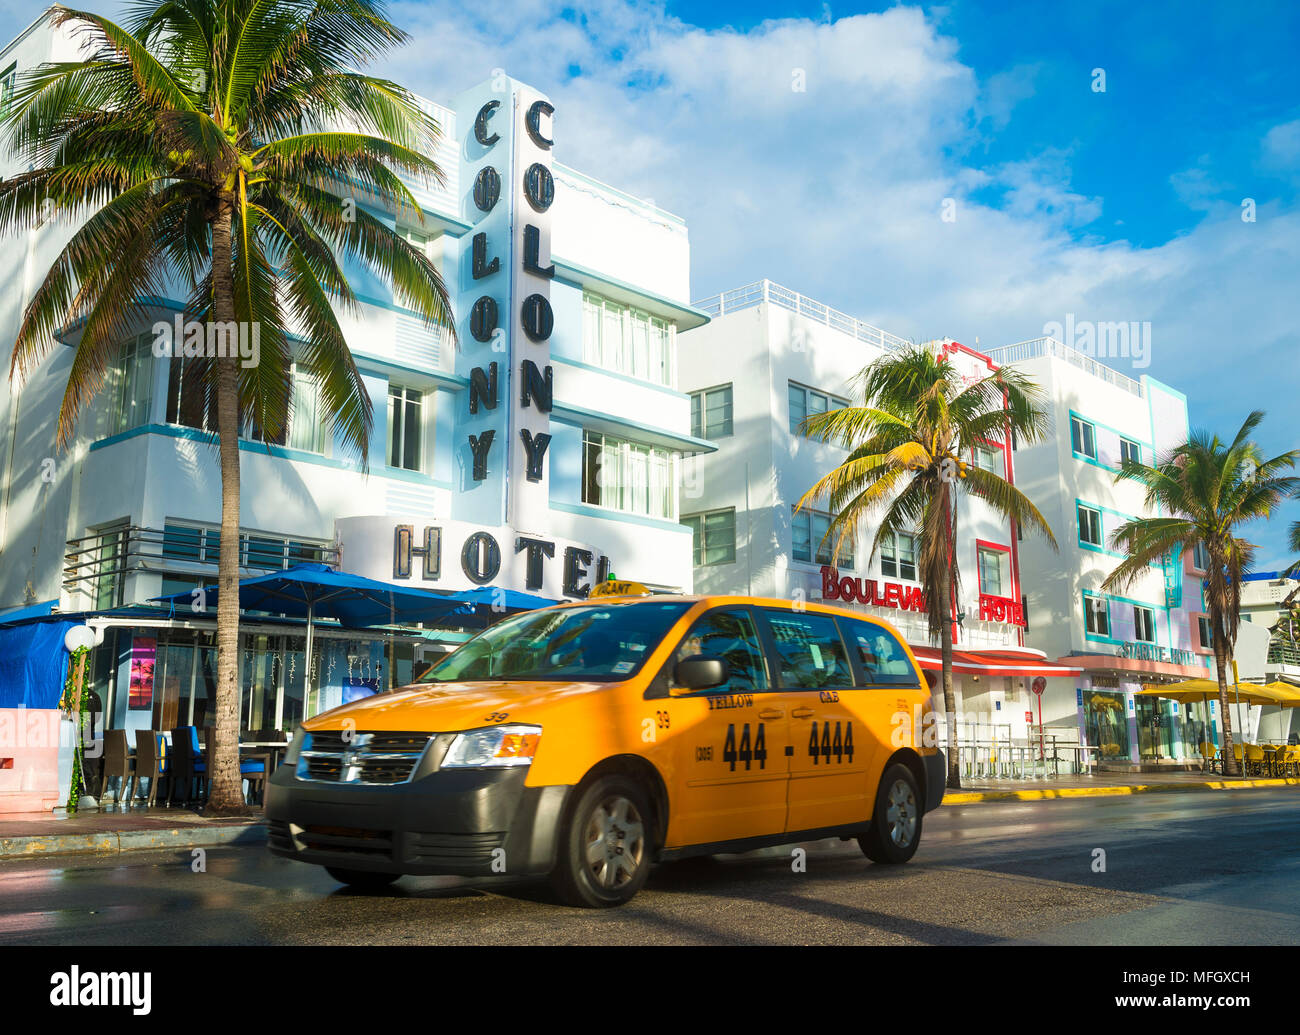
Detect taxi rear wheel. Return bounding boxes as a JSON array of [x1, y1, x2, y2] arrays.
[[325, 866, 402, 890], [552, 775, 652, 908], [859, 764, 922, 864]]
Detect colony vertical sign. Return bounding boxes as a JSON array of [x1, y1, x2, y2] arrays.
[[461, 83, 556, 531], [355, 79, 612, 600]]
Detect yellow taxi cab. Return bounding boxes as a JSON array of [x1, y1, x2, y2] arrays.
[[266, 583, 945, 907]]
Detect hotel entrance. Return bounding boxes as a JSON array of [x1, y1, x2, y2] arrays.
[[1135, 695, 1176, 760]]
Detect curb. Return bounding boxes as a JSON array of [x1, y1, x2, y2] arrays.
[[0, 821, 267, 860], [942, 776, 1300, 805]]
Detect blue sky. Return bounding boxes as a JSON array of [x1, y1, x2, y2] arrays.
[[2, 0, 1298, 565]]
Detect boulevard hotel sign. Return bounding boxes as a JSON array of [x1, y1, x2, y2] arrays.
[[820, 565, 1026, 626], [338, 81, 611, 601]]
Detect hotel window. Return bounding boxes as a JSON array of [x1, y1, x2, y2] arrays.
[[1085, 595, 1110, 637], [1078, 504, 1103, 547], [977, 546, 1006, 597], [880, 531, 917, 581], [1119, 438, 1142, 466], [793, 509, 853, 568], [788, 382, 846, 437], [388, 385, 423, 471], [690, 384, 733, 438], [1134, 605, 1156, 643], [0, 63, 16, 120], [1198, 615, 1214, 650], [582, 292, 673, 386], [1070, 415, 1097, 459], [682, 508, 736, 567], [92, 520, 129, 610], [1192, 541, 1209, 570], [287, 366, 327, 455], [110, 333, 155, 435], [166, 357, 213, 432], [582, 430, 676, 519], [973, 444, 999, 473], [162, 523, 208, 563]]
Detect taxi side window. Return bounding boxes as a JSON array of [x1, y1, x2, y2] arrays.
[[761, 610, 853, 690], [673, 609, 769, 694], [840, 619, 920, 687]]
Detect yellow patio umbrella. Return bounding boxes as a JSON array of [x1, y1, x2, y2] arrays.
[[1255, 682, 1300, 743]]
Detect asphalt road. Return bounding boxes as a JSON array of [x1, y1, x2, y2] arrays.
[[1, 789, 1297, 945]]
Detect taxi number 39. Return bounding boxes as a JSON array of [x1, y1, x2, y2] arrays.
[[808, 721, 854, 765], [722, 723, 768, 772]]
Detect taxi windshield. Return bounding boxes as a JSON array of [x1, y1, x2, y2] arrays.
[[420, 601, 691, 683]]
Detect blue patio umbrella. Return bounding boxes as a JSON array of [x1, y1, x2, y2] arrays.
[[151, 563, 470, 679], [452, 585, 561, 622], [150, 564, 559, 674]]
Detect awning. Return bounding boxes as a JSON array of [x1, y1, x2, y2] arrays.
[[0, 620, 78, 709], [909, 646, 1084, 678]]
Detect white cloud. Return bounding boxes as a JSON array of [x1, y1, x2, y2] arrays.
[[376, 0, 1299, 559]]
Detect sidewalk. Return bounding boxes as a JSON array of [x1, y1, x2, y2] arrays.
[[943, 768, 1300, 804], [0, 807, 265, 860], [1, 770, 1297, 862]]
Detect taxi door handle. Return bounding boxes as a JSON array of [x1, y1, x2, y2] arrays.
[[791, 707, 815, 719], [758, 708, 784, 720]]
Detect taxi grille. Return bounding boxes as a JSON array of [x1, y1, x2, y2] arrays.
[[296, 731, 433, 785]]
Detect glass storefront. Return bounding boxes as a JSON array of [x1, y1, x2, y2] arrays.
[[95, 625, 425, 736], [1135, 696, 1176, 760], [1082, 688, 1130, 761]]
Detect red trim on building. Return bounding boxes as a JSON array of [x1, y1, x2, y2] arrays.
[[911, 645, 1083, 678]]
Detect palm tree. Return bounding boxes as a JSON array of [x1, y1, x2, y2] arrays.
[[1, 0, 455, 811], [797, 345, 1057, 790], [1102, 412, 1298, 777]]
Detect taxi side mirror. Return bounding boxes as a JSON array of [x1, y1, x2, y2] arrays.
[[673, 655, 728, 691]]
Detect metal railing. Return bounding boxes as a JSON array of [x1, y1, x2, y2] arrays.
[[984, 336, 1144, 398], [63, 524, 339, 604], [692, 280, 913, 353]]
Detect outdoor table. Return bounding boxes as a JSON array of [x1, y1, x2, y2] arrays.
[[239, 742, 289, 776]]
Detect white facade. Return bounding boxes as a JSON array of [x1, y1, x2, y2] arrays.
[[678, 281, 1045, 749], [984, 337, 1217, 765], [0, 14, 712, 628], [0, 14, 712, 767]]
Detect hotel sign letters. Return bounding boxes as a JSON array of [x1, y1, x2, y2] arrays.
[[820, 566, 927, 613], [466, 92, 555, 491], [978, 593, 1026, 627], [393, 524, 609, 597]]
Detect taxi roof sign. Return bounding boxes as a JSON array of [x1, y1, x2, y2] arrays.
[[588, 579, 654, 599]]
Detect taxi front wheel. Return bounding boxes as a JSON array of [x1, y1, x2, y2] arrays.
[[858, 764, 923, 864], [551, 775, 652, 908]]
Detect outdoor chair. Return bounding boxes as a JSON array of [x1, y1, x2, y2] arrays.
[[1197, 741, 1217, 773], [98, 729, 136, 805], [133, 730, 170, 807], [1243, 743, 1265, 776], [202, 728, 267, 804], [168, 726, 208, 806], [240, 756, 267, 805]]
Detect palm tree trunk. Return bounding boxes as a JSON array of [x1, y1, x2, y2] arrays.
[[206, 192, 247, 813], [939, 488, 960, 790], [939, 559, 960, 789], [1212, 624, 1239, 777]]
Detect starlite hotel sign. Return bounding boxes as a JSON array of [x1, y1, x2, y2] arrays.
[[337, 80, 614, 601]]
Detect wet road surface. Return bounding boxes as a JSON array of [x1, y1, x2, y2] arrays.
[[1, 789, 1296, 945]]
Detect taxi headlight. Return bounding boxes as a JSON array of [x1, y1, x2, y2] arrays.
[[442, 725, 542, 768]]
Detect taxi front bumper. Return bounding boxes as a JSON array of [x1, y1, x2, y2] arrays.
[[265, 753, 571, 877]]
